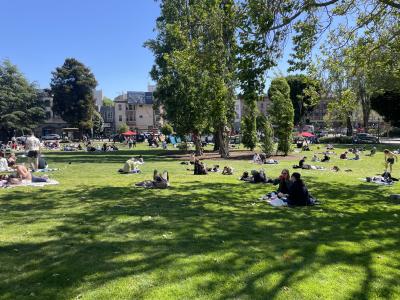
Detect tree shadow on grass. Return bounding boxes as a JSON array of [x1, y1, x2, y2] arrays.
[[0, 180, 399, 299]]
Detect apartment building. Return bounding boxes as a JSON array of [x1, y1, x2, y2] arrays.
[[114, 90, 163, 132]]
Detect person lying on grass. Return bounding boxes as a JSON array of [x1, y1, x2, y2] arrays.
[[278, 172, 314, 206], [7, 161, 48, 185], [135, 170, 169, 189], [293, 157, 324, 170], [207, 165, 220, 172]]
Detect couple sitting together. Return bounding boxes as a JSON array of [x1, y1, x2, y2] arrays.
[[268, 169, 315, 206]]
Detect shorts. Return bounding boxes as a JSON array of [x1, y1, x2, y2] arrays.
[[387, 158, 395, 165], [27, 150, 39, 158]]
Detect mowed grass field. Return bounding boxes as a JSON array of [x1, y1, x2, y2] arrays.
[[0, 143, 399, 300]]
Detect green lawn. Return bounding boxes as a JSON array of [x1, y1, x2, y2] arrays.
[[0, 144, 399, 300]]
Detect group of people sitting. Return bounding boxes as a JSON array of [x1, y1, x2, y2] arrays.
[[192, 159, 234, 175], [0, 151, 50, 186], [239, 168, 314, 206], [101, 143, 119, 152]]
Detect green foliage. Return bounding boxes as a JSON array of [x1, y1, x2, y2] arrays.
[[371, 90, 400, 127], [93, 110, 104, 134], [268, 78, 294, 155], [161, 123, 174, 136], [0, 59, 45, 138], [241, 115, 257, 151], [102, 97, 114, 107], [146, 0, 236, 157], [117, 123, 129, 134], [260, 117, 275, 157], [325, 90, 357, 135], [50, 58, 98, 131], [286, 74, 321, 126]]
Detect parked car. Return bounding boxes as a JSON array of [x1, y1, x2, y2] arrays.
[[353, 133, 379, 144], [41, 134, 61, 140]]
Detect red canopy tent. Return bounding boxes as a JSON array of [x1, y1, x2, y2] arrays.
[[299, 132, 315, 138], [122, 130, 136, 136]]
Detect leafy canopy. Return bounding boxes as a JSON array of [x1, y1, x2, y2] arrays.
[[0, 59, 45, 137], [50, 58, 97, 131]]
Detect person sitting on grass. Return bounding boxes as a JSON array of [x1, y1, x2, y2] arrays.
[[278, 172, 313, 206], [311, 154, 319, 162], [251, 170, 268, 183], [294, 156, 311, 169], [321, 153, 330, 162], [369, 147, 377, 156], [272, 169, 291, 194], [7, 161, 48, 184], [194, 159, 208, 175], [340, 151, 348, 159], [222, 166, 234, 175], [240, 171, 252, 182], [118, 158, 141, 174], [135, 170, 169, 189], [0, 152, 11, 172], [384, 149, 398, 173]]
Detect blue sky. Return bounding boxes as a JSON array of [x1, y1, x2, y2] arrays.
[[0, 0, 294, 98]]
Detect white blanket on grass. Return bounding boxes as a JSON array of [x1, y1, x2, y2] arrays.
[[5, 179, 59, 188]]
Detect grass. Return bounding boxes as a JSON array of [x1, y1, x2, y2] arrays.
[[0, 143, 399, 300]]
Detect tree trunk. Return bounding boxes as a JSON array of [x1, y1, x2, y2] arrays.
[[346, 115, 353, 136], [218, 125, 230, 158], [361, 97, 370, 133], [213, 129, 220, 151], [193, 133, 203, 156]]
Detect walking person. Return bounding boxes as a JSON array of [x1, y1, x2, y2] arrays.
[[384, 149, 398, 173], [25, 130, 41, 171]]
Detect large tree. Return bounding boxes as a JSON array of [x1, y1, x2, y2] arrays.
[[50, 58, 97, 133], [286, 74, 321, 127], [0, 59, 45, 140], [268, 78, 294, 155], [146, 0, 236, 157]]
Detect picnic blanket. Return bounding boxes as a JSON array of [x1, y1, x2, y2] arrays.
[[1, 179, 59, 188], [260, 193, 288, 207]]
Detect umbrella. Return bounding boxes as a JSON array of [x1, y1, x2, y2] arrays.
[[299, 132, 315, 137], [122, 130, 136, 136]]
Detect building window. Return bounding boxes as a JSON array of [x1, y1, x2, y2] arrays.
[[129, 104, 133, 110], [139, 104, 143, 108], [118, 104, 122, 111], [119, 115, 122, 122], [46, 112, 51, 120], [139, 115, 143, 118]]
